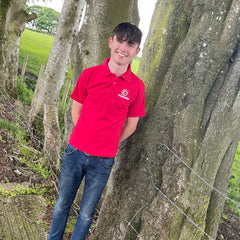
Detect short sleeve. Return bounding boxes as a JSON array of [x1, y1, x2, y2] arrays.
[[70, 70, 88, 104], [128, 81, 145, 117]]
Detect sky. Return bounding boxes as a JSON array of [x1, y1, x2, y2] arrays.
[[28, 0, 157, 55]]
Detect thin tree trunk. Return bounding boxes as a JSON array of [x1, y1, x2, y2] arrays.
[[29, 0, 85, 123], [28, 64, 45, 127], [43, 104, 61, 170], [28, 0, 85, 166], [95, 0, 240, 239]]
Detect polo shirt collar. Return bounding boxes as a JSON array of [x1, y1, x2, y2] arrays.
[[102, 57, 132, 82]]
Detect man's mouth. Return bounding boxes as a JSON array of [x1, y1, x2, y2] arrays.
[[117, 51, 127, 57]]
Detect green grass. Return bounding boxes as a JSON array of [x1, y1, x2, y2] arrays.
[[19, 29, 54, 76], [19, 29, 72, 79], [227, 144, 240, 216], [17, 78, 34, 105]]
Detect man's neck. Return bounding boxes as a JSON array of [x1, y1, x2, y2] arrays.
[[108, 59, 129, 77]]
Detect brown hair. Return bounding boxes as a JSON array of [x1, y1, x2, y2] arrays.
[[112, 22, 142, 47]]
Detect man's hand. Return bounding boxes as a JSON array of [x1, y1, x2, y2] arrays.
[[119, 117, 139, 143]]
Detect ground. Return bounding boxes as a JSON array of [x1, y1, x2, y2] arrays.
[[216, 208, 240, 240], [0, 96, 239, 239]]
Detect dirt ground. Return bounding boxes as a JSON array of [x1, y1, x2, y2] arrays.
[[0, 97, 239, 240]]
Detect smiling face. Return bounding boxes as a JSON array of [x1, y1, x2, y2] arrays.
[[108, 36, 140, 68]]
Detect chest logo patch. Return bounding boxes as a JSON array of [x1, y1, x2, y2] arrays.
[[118, 89, 130, 100], [121, 89, 128, 96]]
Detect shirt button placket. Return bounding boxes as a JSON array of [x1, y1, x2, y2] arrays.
[[111, 76, 117, 93]]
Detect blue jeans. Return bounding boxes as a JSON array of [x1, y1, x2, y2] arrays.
[[47, 144, 115, 240]]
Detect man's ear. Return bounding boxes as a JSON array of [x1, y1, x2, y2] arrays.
[[108, 37, 113, 48], [135, 47, 141, 57]]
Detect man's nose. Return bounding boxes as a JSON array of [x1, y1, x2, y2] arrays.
[[119, 42, 128, 51]]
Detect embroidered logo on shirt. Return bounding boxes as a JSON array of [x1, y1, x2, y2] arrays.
[[118, 89, 129, 100]]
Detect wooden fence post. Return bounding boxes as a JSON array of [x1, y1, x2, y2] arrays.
[[38, 64, 45, 83], [27, 64, 45, 126], [20, 54, 28, 83]]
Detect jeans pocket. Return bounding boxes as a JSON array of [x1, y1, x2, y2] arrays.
[[65, 144, 77, 155], [99, 157, 115, 169]]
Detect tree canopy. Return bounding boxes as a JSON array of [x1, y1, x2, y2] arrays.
[[26, 5, 60, 34]]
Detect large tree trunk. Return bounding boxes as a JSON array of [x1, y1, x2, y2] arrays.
[[28, 0, 85, 167], [0, 0, 28, 96], [62, 0, 140, 149], [95, 0, 240, 239]]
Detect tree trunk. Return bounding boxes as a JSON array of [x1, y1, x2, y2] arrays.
[[43, 104, 61, 170], [95, 0, 240, 239], [28, 0, 85, 166], [0, 0, 27, 96], [62, 0, 140, 150], [29, 0, 85, 122]]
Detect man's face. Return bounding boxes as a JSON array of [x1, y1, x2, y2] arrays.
[[108, 36, 140, 67]]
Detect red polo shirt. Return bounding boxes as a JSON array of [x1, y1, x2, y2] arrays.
[[69, 58, 145, 157]]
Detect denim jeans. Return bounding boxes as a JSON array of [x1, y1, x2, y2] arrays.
[[47, 144, 115, 240]]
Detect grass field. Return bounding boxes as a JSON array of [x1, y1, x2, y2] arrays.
[[19, 29, 55, 77]]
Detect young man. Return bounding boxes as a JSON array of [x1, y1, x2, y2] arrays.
[[47, 22, 145, 240]]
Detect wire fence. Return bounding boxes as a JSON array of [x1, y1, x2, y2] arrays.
[[122, 141, 240, 239], [122, 144, 240, 240], [0, 86, 239, 240]]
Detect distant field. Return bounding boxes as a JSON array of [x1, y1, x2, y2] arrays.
[[19, 29, 73, 80], [19, 29, 55, 77], [19, 29, 140, 82]]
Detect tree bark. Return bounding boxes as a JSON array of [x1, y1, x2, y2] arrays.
[[43, 104, 61, 170], [0, 0, 28, 96], [29, 0, 85, 123], [28, 0, 85, 167], [62, 0, 140, 149], [95, 0, 240, 239]]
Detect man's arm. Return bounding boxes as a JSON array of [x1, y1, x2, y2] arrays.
[[119, 117, 139, 143], [71, 100, 83, 125]]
